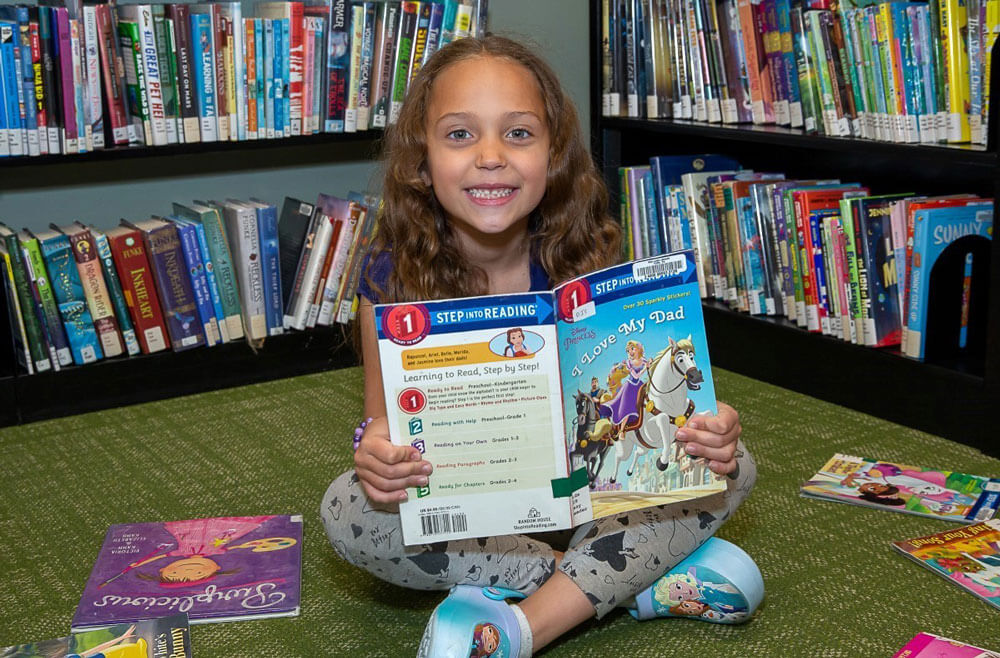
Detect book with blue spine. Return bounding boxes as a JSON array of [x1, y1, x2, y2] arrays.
[[88, 226, 142, 356], [189, 217, 229, 343], [18, 230, 71, 366], [248, 198, 284, 336], [905, 200, 993, 361], [166, 216, 221, 346], [254, 17, 265, 138], [0, 19, 22, 156], [190, 10, 217, 142], [263, 17, 275, 138], [32, 227, 102, 365], [172, 201, 243, 342], [6, 6, 40, 155], [0, 19, 9, 157], [281, 16, 290, 136], [375, 251, 726, 545]]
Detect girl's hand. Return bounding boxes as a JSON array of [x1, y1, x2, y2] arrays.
[[673, 401, 742, 475], [353, 416, 433, 504]]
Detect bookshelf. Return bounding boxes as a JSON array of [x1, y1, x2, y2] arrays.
[[589, 0, 1000, 457], [0, 133, 370, 427]]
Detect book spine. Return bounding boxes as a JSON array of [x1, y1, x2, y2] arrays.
[[66, 228, 124, 357], [324, 0, 349, 132], [288, 213, 333, 330], [37, 8, 62, 153], [281, 17, 290, 135], [169, 4, 198, 143], [4, 233, 51, 372], [941, 0, 972, 141], [317, 210, 357, 325], [152, 7, 178, 144], [95, 4, 129, 145], [175, 221, 220, 345], [107, 229, 169, 354], [225, 205, 267, 340], [21, 236, 71, 365], [389, 2, 418, 124], [191, 12, 217, 142], [230, 3, 246, 141], [345, 4, 364, 132], [254, 18, 265, 137], [38, 235, 102, 364], [222, 13, 237, 141], [245, 17, 258, 139], [1, 22, 23, 156], [28, 12, 48, 155], [191, 220, 229, 342], [14, 8, 40, 156], [69, 17, 88, 152], [119, 18, 152, 145], [334, 206, 377, 324], [82, 6, 103, 150], [288, 1, 303, 135], [370, 1, 397, 128], [143, 223, 206, 351], [92, 231, 141, 356], [52, 8, 77, 152], [264, 18, 275, 138], [1, 248, 32, 372], [181, 206, 242, 340], [255, 204, 283, 336], [408, 1, 431, 85], [356, 2, 376, 130]]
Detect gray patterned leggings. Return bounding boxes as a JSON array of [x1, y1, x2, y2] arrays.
[[320, 441, 755, 618]]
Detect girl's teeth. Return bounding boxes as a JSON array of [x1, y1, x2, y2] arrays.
[[468, 188, 513, 199]]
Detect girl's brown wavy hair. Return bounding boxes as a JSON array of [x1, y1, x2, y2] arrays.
[[365, 34, 621, 304]]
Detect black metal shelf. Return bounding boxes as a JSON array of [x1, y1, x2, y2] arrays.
[[7, 327, 357, 425], [0, 130, 384, 168]]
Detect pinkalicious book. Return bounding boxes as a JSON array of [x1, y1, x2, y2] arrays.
[[891, 519, 1000, 612], [892, 632, 1000, 657], [71, 515, 303, 631], [800, 454, 1000, 522], [376, 251, 727, 545], [1, 614, 192, 657]]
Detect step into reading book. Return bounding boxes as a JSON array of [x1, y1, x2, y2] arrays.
[[376, 251, 727, 545], [892, 519, 1000, 613], [71, 514, 302, 631], [801, 454, 1000, 522], [2, 613, 192, 657]]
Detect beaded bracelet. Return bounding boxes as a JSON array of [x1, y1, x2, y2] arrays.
[[353, 417, 374, 452]]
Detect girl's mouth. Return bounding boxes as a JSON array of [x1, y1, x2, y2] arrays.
[[466, 187, 517, 201]]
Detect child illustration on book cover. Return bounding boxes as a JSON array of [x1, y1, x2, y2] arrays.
[[73, 515, 303, 629]]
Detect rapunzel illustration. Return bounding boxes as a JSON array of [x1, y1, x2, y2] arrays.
[[599, 340, 651, 436]]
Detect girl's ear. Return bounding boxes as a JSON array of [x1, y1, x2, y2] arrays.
[[419, 167, 432, 187]]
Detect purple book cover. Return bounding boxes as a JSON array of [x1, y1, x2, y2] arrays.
[[71, 514, 303, 631]]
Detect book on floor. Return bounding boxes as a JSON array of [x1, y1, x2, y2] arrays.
[[2, 613, 192, 657], [801, 453, 1000, 522], [892, 632, 999, 657], [892, 519, 1000, 613], [71, 514, 303, 631], [376, 251, 727, 545]]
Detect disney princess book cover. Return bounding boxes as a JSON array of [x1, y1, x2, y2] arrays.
[[71, 515, 303, 631], [3, 614, 192, 657], [800, 454, 1000, 522]]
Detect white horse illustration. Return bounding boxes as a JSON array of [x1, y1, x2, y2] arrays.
[[610, 335, 704, 482]]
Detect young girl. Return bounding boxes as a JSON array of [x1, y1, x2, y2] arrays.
[[321, 35, 758, 657]]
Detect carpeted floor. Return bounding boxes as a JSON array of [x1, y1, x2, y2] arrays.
[[0, 366, 997, 656]]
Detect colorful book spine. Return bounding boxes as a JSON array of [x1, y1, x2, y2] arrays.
[[19, 232, 71, 366], [169, 3, 199, 143], [151, 6, 179, 144], [60, 225, 124, 358], [170, 218, 220, 346], [35, 230, 102, 365], [95, 4, 130, 145], [190, 11, 217, 142], [90, 228, 141, 356], [249, 199, 283, 336], [105, 226, 169, 354], [389, 2, 418, 124], [128, 219, 206, 351]]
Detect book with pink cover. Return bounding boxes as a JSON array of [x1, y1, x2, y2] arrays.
[[893, 632, 999, 657], [71, 514, 302, 631]]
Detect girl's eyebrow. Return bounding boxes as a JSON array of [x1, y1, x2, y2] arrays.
[[434, 111, 543, 124]]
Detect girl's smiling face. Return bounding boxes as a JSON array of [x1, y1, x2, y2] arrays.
[[422, 55, 550, 247]]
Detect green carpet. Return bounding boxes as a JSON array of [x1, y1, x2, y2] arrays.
[[1, 367, 997, 656]]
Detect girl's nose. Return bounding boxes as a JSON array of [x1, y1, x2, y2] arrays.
[[476, 137, 506, 169]]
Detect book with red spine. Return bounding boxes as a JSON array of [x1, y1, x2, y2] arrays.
[[105, 224, 170, 354], [95, 3, 129, 146]]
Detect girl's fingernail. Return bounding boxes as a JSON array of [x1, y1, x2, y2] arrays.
[[421, 464, 432, 474], [675, 429, 688, 440], [417, 476, 429, 486], [685, 443, 697, 454], [398, 491, 408, 502]]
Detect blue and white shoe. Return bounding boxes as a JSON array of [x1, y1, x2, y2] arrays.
[[628, 537, 764, 624], [417, 585, 526, 657]]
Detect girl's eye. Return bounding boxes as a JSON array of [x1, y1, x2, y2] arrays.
[[447, 129, 472, 140], [508, 128, 532, 139]]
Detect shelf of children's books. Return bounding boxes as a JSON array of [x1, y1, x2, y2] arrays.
[[0, 130, 384, 168], [6, 326, 357, 426], [600, 118, 998, 168], [702, 300, 996, 455]]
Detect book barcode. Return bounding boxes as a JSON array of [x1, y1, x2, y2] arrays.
[[420, 512, 468, 536], [632, 254, 686, 282], [974, 506, 996, 521]]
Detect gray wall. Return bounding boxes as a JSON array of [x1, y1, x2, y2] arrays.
[[1, 1, 590, 233]]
